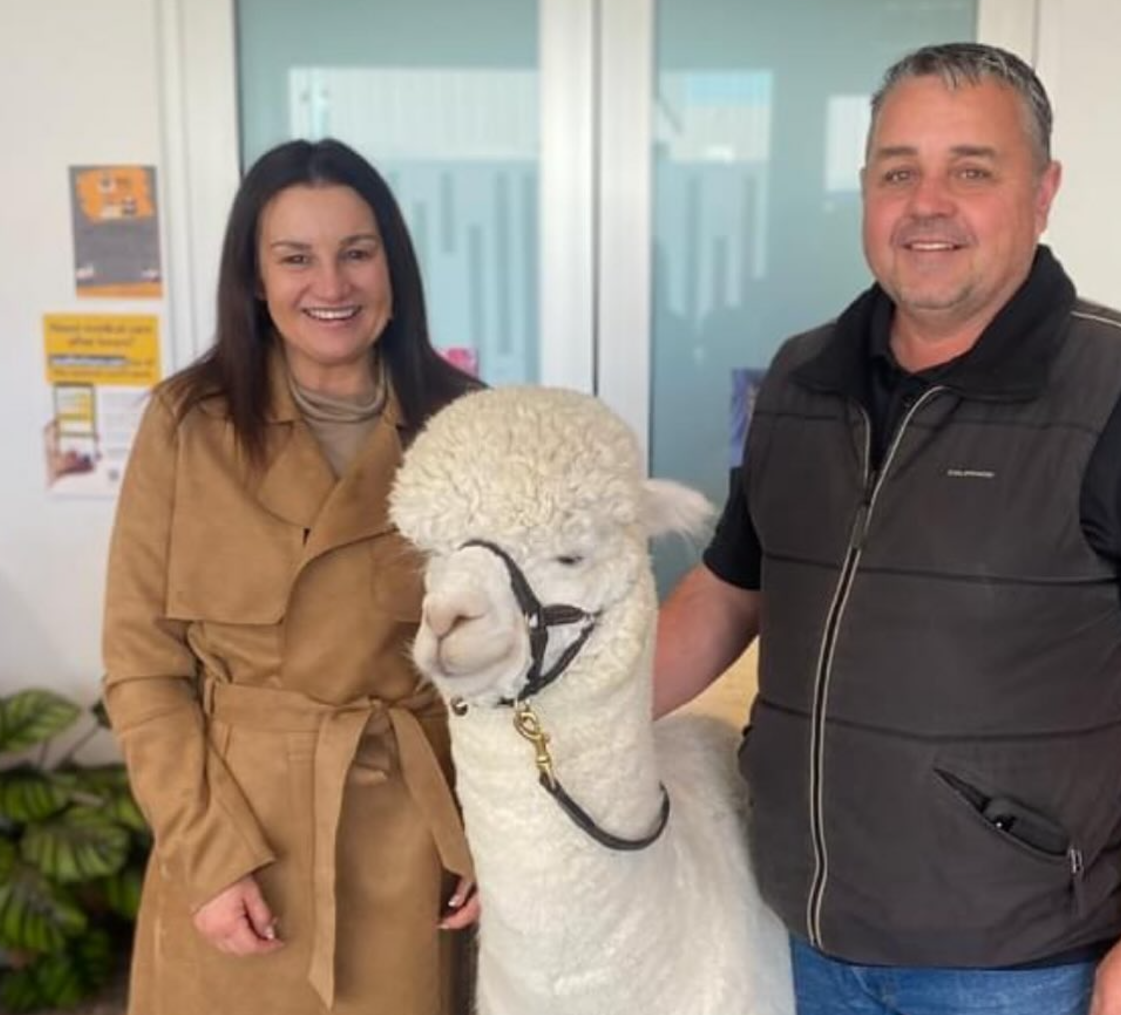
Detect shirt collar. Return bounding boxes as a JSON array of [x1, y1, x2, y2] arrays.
[[794, 245, 1077, 403]]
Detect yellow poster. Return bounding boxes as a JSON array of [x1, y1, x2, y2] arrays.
[[44, 314, 160, 387], [42, 314, 161, 496]]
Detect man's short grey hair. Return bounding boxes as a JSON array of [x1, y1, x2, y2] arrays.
[[870, 42, 1053, 169]]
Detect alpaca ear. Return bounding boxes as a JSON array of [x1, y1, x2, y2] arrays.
[[641, 478, 714, 538]]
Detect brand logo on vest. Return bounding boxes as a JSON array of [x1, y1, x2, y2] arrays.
[[946, 468, 996, 479]]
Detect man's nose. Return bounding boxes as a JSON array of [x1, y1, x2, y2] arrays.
[[906, 174, 955, 217]]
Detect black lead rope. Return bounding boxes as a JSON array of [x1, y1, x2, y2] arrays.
[[455, 538, 672, 853], [541, 775, 672, 852], [512, 695, 672, 853]]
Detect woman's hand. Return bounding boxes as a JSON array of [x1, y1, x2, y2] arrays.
[[193, 874, 284, 956], [439, 876, 480, 930]]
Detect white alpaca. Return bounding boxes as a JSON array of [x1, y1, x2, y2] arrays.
[[390, 386, 794, 1015]]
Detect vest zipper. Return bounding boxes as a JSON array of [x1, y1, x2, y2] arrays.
[[805, 387, 946, 948]]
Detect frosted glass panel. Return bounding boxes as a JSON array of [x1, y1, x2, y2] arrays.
[[237, 0, 539, 385], [650, 0, 977, 589]]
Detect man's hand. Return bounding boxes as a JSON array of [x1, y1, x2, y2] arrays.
[[439, 876, 480, 930], [1091, 940, 1121, 1015], [193, 874, 284, 956]]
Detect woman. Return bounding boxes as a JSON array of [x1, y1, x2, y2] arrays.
[[103, 138, 479, 1015]]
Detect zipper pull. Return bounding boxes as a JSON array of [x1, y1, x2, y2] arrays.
[[1069, 846, 1086, 916]]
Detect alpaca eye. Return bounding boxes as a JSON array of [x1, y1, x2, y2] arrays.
[[556, 554, 583, 566]]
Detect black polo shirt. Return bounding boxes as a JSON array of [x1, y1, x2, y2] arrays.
[[705, 250, 1121, 590]]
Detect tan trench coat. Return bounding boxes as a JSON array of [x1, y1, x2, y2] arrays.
[[102, 359, 473, 1015]]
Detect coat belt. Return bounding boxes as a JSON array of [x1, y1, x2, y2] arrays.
[[202, 679, 473, 1009]]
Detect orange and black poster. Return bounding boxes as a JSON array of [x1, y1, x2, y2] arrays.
[[69, 165, 162, 298]]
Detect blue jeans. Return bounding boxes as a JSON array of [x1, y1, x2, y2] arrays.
[[791, 937, 1095, 1015]]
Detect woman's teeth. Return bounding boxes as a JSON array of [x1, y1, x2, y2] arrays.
[[305, 306, 360, 321]]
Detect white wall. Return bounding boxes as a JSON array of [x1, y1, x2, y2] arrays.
[[0, 0, 1119, 710], [1037, 0, 1121, 306], [0, 2, 166, 706]]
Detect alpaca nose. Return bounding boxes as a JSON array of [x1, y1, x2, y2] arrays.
[[424, 598, 469, 639]]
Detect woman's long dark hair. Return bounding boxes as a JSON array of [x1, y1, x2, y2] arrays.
[[166, 138, 479, 464]]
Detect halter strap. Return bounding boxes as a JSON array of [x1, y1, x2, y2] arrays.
[[459, 538, 598, 703]]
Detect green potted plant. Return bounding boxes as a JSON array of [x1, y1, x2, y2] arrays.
[[0, 688, 149, 1012]]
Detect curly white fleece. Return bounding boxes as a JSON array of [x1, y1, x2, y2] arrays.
[[390, 386, 794, 1015]]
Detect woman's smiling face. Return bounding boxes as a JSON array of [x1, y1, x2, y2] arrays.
[[257, 183, 393, 397]]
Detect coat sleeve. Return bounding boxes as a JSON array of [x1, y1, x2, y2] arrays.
[[102, 391, 276, 910]]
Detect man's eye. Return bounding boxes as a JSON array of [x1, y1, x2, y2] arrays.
[[883, 168, 913, 185]]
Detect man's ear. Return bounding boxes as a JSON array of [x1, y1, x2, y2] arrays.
[[1035, 159, 1063, 236]]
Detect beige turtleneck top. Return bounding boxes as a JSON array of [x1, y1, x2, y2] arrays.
[[288, 371, 387, 478]]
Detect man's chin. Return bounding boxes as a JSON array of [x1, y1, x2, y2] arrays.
[[894, 284, 974, 315]]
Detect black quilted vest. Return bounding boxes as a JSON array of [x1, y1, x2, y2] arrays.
[[741, 252, 1121, 966]]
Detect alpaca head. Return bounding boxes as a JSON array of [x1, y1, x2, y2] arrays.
[[389, 387, 711, 707]]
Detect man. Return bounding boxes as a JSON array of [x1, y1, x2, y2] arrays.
[[655, 42, 1121, 1015]]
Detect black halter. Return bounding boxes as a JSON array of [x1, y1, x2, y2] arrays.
[[456, 538, 671, 852], [459, 539, 599, 704]]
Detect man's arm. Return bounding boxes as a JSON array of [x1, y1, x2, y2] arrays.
[[653, 563, 760, 718]]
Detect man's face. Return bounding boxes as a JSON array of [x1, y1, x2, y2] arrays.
[[861, 75, 1061, 339]]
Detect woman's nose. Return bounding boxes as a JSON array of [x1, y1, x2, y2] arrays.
[[312, 260, 349, 300]]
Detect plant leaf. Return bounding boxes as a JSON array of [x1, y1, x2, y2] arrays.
[[104, 789, 149, 836], [0, 929, 114, 1011], [62, 765, 130, 794], [0, 836, 17, 878], [0, 766, 70, 822], [0, 965, 44, 1013], [0, 691, 81, 753], [36, 928, 113, 1007], [60, 765, 149, 834], [20, 807, 130, 883], [0, 859, 86, 952], [95, 863, 145, 920]]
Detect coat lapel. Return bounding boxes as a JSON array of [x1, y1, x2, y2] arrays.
[[253, 352, 337, 529], [251, 348, 407, 571], [299, 402, 403, 565]]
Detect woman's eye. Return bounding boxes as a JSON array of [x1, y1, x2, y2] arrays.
[[555, 554, 583, 566]]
